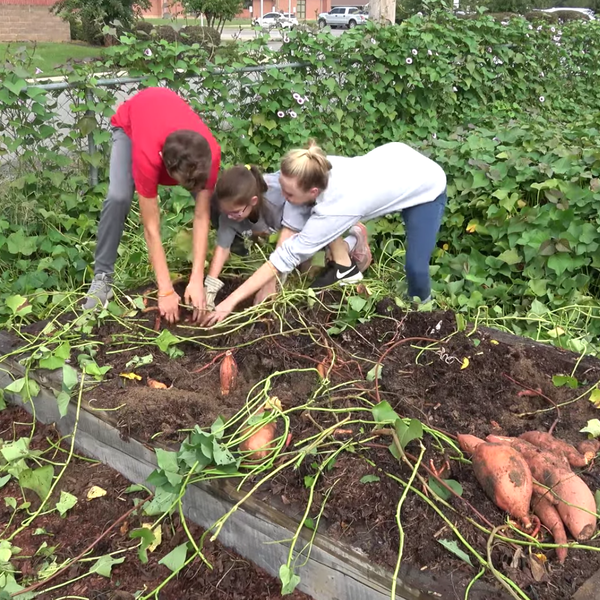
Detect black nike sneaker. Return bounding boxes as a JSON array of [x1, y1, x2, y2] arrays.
[[310, 260, 364, 289]]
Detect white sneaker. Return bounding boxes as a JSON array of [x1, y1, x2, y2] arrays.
[[83, 273, 114, 310]]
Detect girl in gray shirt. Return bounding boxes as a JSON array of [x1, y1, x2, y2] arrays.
[[204, 164, 369, 308]]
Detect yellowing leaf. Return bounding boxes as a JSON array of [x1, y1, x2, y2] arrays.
[[535, 553, 547, 563], [461, 357, 470, 370], [141, 523, 162, 552], [87, 486, 107, 501], [466, 222, 477, 233], [490, 340, 499, 345], [517, 200, 527, 208], [264, 396, 282, 411], [119, 372, 141, 381], [547, 327, 565, 339], [589, 389, 600, 409], [442, 243, 449, 251]]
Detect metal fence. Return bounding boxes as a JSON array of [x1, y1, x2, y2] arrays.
[[0, 60, 310, 189]]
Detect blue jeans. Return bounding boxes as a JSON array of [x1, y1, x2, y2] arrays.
[[401, 190, 447, 301]]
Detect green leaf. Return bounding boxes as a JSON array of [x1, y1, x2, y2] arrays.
[[394, 418, 423, 450], [279, 564, 301, 595], [5, 377, 26, 394], [56, 391, 71, 418], [6, 295, 30, 316], [0, 474, 11, 489], [1, 437, 30, 462], [366, 364, 383, 382], [55, 491, 77, 517], [348, 296, 367, 312], [125, 354, 154, 369], [497, 249, 520, 265], [360, 474, 380, 484], [0, 390, 5, 411], [581, 419, 600, 438], [428, 478, 463, 501], [143, 487, 178, 516], [155, 448, 179, 473], [89, 554, 125, 577], [158, 542, 188, 572], [19, 465, 54, 501], [62, 364, 79, 391], [4, 497, 17, 510], [596, 490, 600, 513], [155, 330, 179, 353], [303, 517, 315, 530], [212, 439, 236, 466], [438, 538, 473, 566], [371, 401, 398, 424], [130, 527, 155, 564], [552, 375, 579, 389]]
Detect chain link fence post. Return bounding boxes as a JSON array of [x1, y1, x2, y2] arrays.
[[85, 87, 99, 188]]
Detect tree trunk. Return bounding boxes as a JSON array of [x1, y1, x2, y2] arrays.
[[370, 0, 396, 24]]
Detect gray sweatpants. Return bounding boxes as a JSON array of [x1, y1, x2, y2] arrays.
[[94, 127, 135, 275]]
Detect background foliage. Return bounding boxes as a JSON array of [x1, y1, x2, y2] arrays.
[[1, 13, 600, 350]]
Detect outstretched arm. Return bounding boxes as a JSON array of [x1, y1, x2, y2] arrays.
[[139, 195, 180, 323]]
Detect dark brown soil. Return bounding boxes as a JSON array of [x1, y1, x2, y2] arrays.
[[0, 406, 311, 600], [75, 293, 600, 600]]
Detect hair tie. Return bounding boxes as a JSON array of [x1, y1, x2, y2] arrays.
[[245, 164, 252, 170]]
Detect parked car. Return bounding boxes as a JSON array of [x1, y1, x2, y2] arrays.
[[318, 7, 368, 29], [253, 11, 299, 29]]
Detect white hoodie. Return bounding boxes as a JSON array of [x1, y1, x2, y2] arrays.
[[269, 142, 447, 273]]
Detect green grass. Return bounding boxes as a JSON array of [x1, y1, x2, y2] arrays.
[[0, 42, 104, 76]]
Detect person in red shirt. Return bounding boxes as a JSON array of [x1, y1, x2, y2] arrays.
[[83, 87, 221, 323]]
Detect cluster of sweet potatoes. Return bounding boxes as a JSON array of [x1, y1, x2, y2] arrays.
[[458, 431, 599, 563]]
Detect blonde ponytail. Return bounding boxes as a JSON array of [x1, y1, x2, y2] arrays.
[[281, 139, 332, 191]]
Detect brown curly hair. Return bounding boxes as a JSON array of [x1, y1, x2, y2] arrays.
[[162, 129, 212, 193]]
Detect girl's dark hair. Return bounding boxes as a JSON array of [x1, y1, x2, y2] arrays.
[[214, 165, 268, 211], [162, 129, 212, 193]]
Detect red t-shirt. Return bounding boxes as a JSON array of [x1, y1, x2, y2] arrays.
[[111, 87, 221, 198]]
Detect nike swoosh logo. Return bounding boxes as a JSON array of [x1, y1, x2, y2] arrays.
[[336, 267, 355, 279]]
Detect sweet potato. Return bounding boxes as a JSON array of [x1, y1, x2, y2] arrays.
[[460, 435, 534, 528], [239, 421, 278, 461], [220, 351, 238, 396], [457, 434, 485, 454], [577, 439, 600, 463], [532, 493, 568, 563], [552, 471, 597, 541], [520, 431, 589, 467], [487, 434, 597, 540]]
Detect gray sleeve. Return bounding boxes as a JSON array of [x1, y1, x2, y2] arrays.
[[281, 202, 313, 232], [216, 214, 240, 249], [269, 212, 360, 273]]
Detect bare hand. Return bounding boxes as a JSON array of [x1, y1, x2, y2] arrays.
[[253, 279, 278, 305], [158, 291, 181, 324], [185, 281, 206, 322], [203, 299, 235, 327]]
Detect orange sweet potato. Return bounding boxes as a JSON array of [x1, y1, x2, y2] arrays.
[[532, 493, 568, 563], [552, 471, 597, 541], [459, 435, 533, 528], [457, 434, 485, 454], [239, 421, 277, 461], [487, 434, 597, 540], [520, 431, 589, 467], [577, 439, 600, 463]]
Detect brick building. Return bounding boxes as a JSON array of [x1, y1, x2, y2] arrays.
[[0, 0, 70, 42], [143, 0, 332, 21]]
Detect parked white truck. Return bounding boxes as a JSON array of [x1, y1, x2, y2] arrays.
[[318, 7, 369, 29]]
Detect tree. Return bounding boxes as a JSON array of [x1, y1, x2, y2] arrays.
[[52, 0, 151, 44], [181, 0, 244, 32]]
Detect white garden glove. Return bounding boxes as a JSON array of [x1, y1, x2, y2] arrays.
[[204, 275, 224, 311]]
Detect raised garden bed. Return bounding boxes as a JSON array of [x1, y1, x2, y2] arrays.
[[2, 289, 600, 599]]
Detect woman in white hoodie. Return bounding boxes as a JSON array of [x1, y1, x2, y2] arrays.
[[203, 140, 447, 326]]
